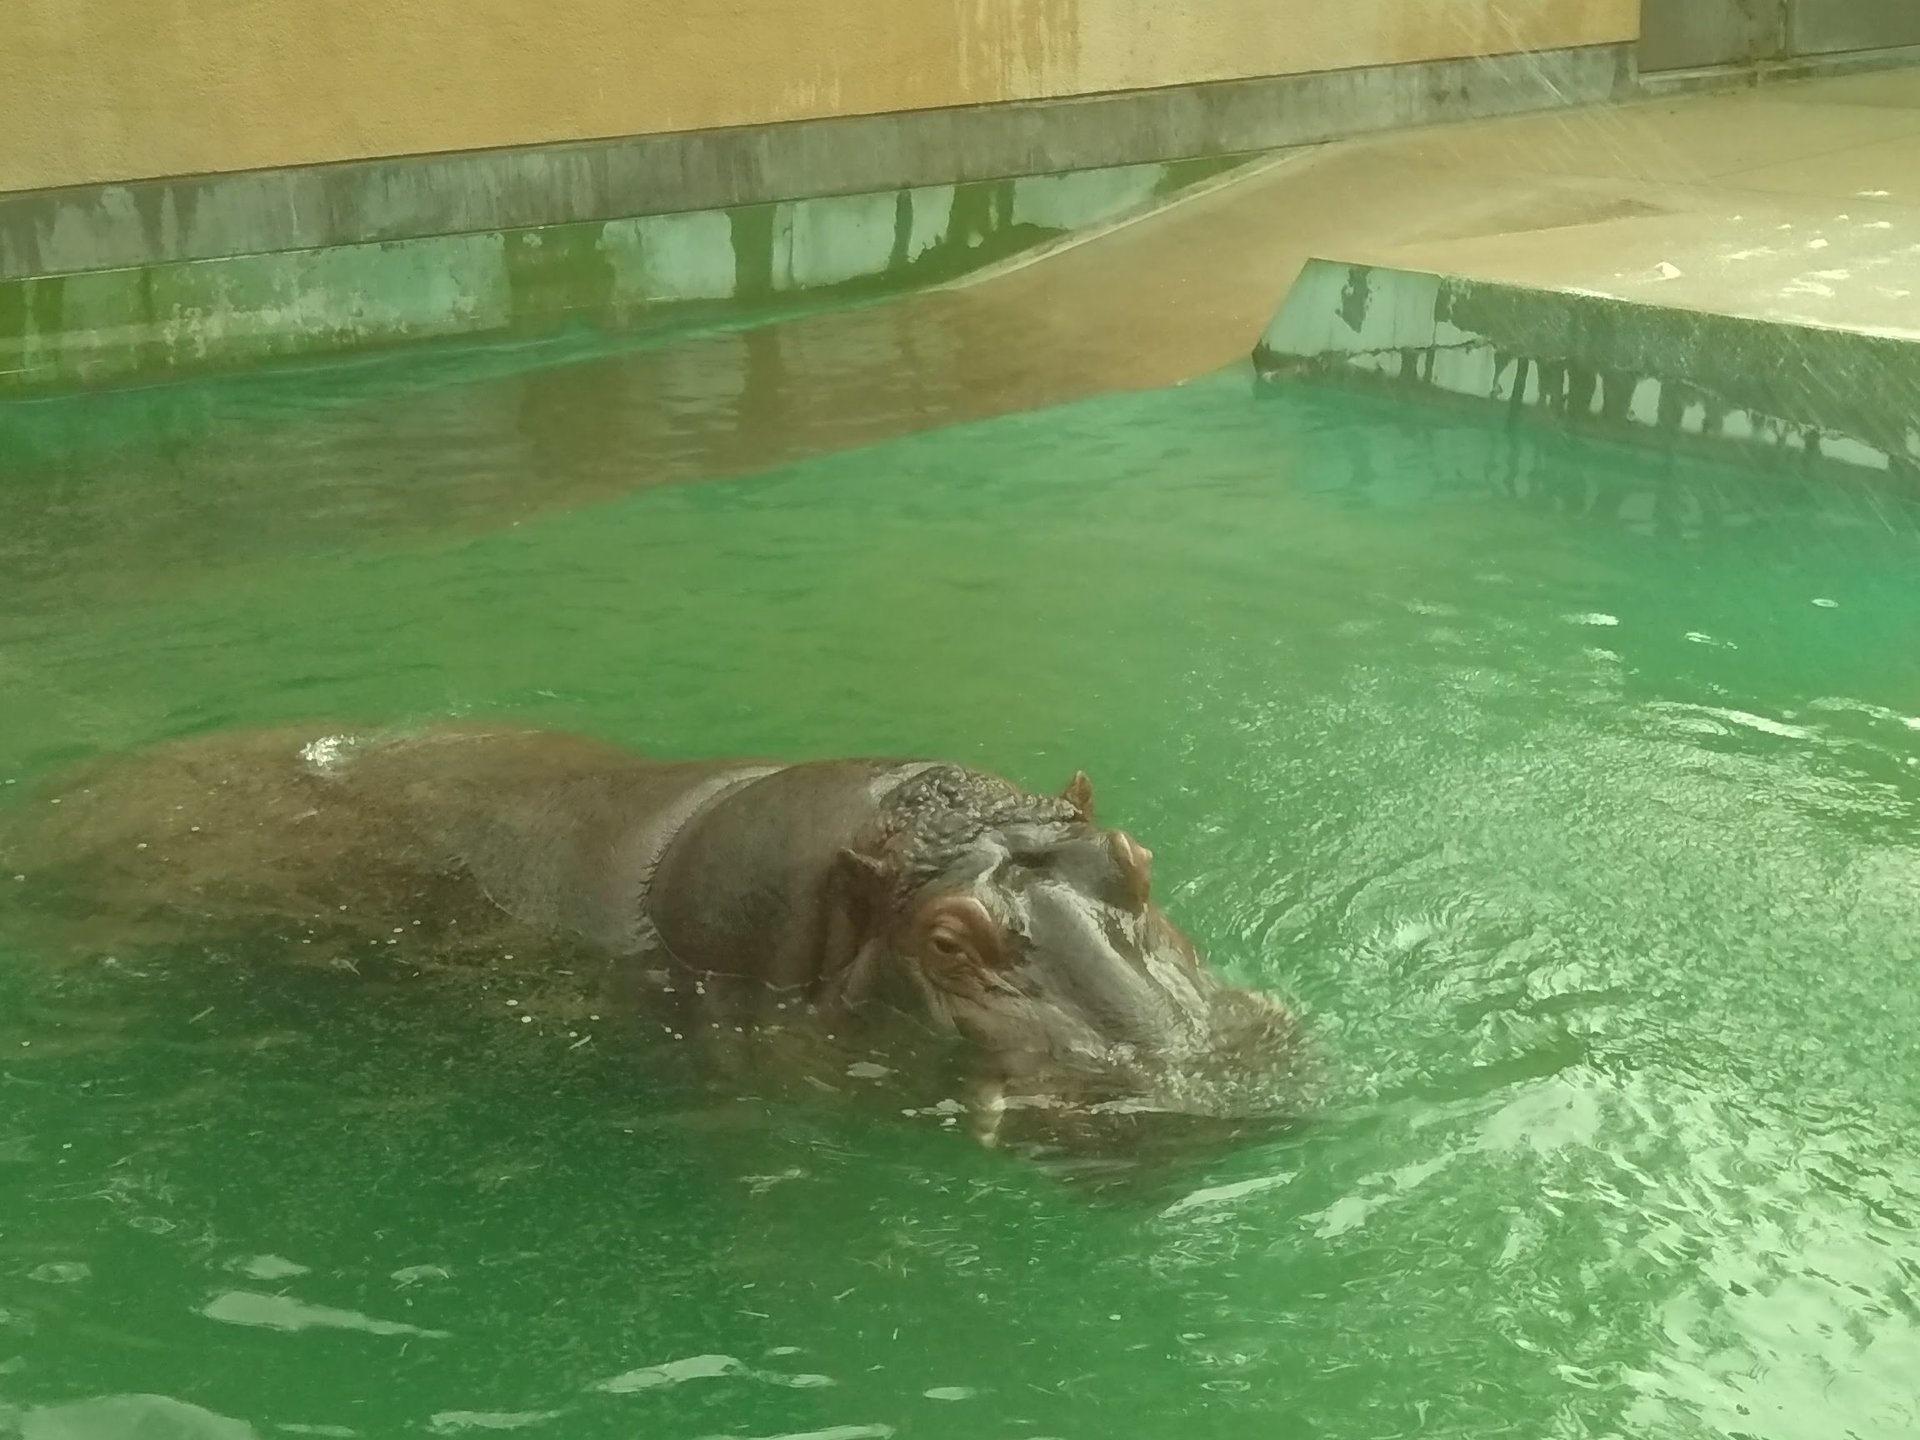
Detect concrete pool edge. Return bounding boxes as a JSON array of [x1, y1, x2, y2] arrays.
[[0, 156, 1251, 397], [0, 38, 1649, 399], [0, 44, 1641, 283], [1253, 258, 1920, 489]]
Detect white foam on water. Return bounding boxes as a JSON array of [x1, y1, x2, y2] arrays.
[[201, 1291, 448, 1339]]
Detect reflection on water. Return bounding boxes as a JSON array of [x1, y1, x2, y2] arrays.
[[4, 344, 1920, 1438], [0, 282, 1184, 622]]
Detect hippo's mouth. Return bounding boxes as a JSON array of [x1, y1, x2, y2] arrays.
[[896, 1081, 1290, 1166], [955, 1047, 1315, 1155], [949, 981, 1314, 1146], [953, 1087, 1303, 1181]]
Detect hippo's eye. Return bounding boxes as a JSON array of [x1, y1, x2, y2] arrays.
[[916, 894, 1004, 971], [929, 931, 969, 962]]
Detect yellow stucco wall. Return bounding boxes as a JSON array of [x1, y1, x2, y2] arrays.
[[4, 0, 1638, 193]]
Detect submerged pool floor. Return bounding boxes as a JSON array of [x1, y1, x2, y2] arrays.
[[3, 347, 1920, 1439]]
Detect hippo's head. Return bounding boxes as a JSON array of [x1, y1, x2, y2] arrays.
[[821, 766, 1312, 1158]]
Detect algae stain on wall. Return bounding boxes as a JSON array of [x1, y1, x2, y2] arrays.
[[0, 157, 1251, 394], [599, 212, 739, 325], [959, 0, 1085, 103]]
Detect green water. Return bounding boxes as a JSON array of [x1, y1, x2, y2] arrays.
[[4, 351, 1920, 1440]]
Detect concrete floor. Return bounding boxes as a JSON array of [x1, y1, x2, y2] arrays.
[[1302, 70, 1920, 340], [960, 65, 1920, 375], [1236, 68, 1920, 478]]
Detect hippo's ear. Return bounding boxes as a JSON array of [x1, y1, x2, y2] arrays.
[[838, 847, 889, 890], [834, 848, 894, 921], [823, 849, 896, 970], [1061, 771, 1096, 822]]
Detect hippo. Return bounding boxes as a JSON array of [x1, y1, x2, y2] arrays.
[[0, 722, 1312, 1162]]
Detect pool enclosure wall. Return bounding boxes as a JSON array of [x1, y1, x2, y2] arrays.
[[4, 0, 1914, 391]]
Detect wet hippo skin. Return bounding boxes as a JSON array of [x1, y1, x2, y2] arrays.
[[2, 722, 1314, 1162]]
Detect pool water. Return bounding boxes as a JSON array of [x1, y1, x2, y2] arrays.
[[3, 342, 1920, 1440]]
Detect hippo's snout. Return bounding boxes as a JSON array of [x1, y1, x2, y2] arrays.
[[959, 980, 1312, 1151]]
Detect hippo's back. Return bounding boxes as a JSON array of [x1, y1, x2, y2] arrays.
[[0, 723, 781, 956]]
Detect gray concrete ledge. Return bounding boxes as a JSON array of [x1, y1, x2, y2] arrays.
[[0, 43, 1635, 283], [1635, 39, 1920, 98], [1253, 259, 1920, 487], [0, 157, 1252, 395]]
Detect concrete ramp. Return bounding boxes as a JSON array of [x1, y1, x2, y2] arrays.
[[1254, 202, 1920, 485]]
